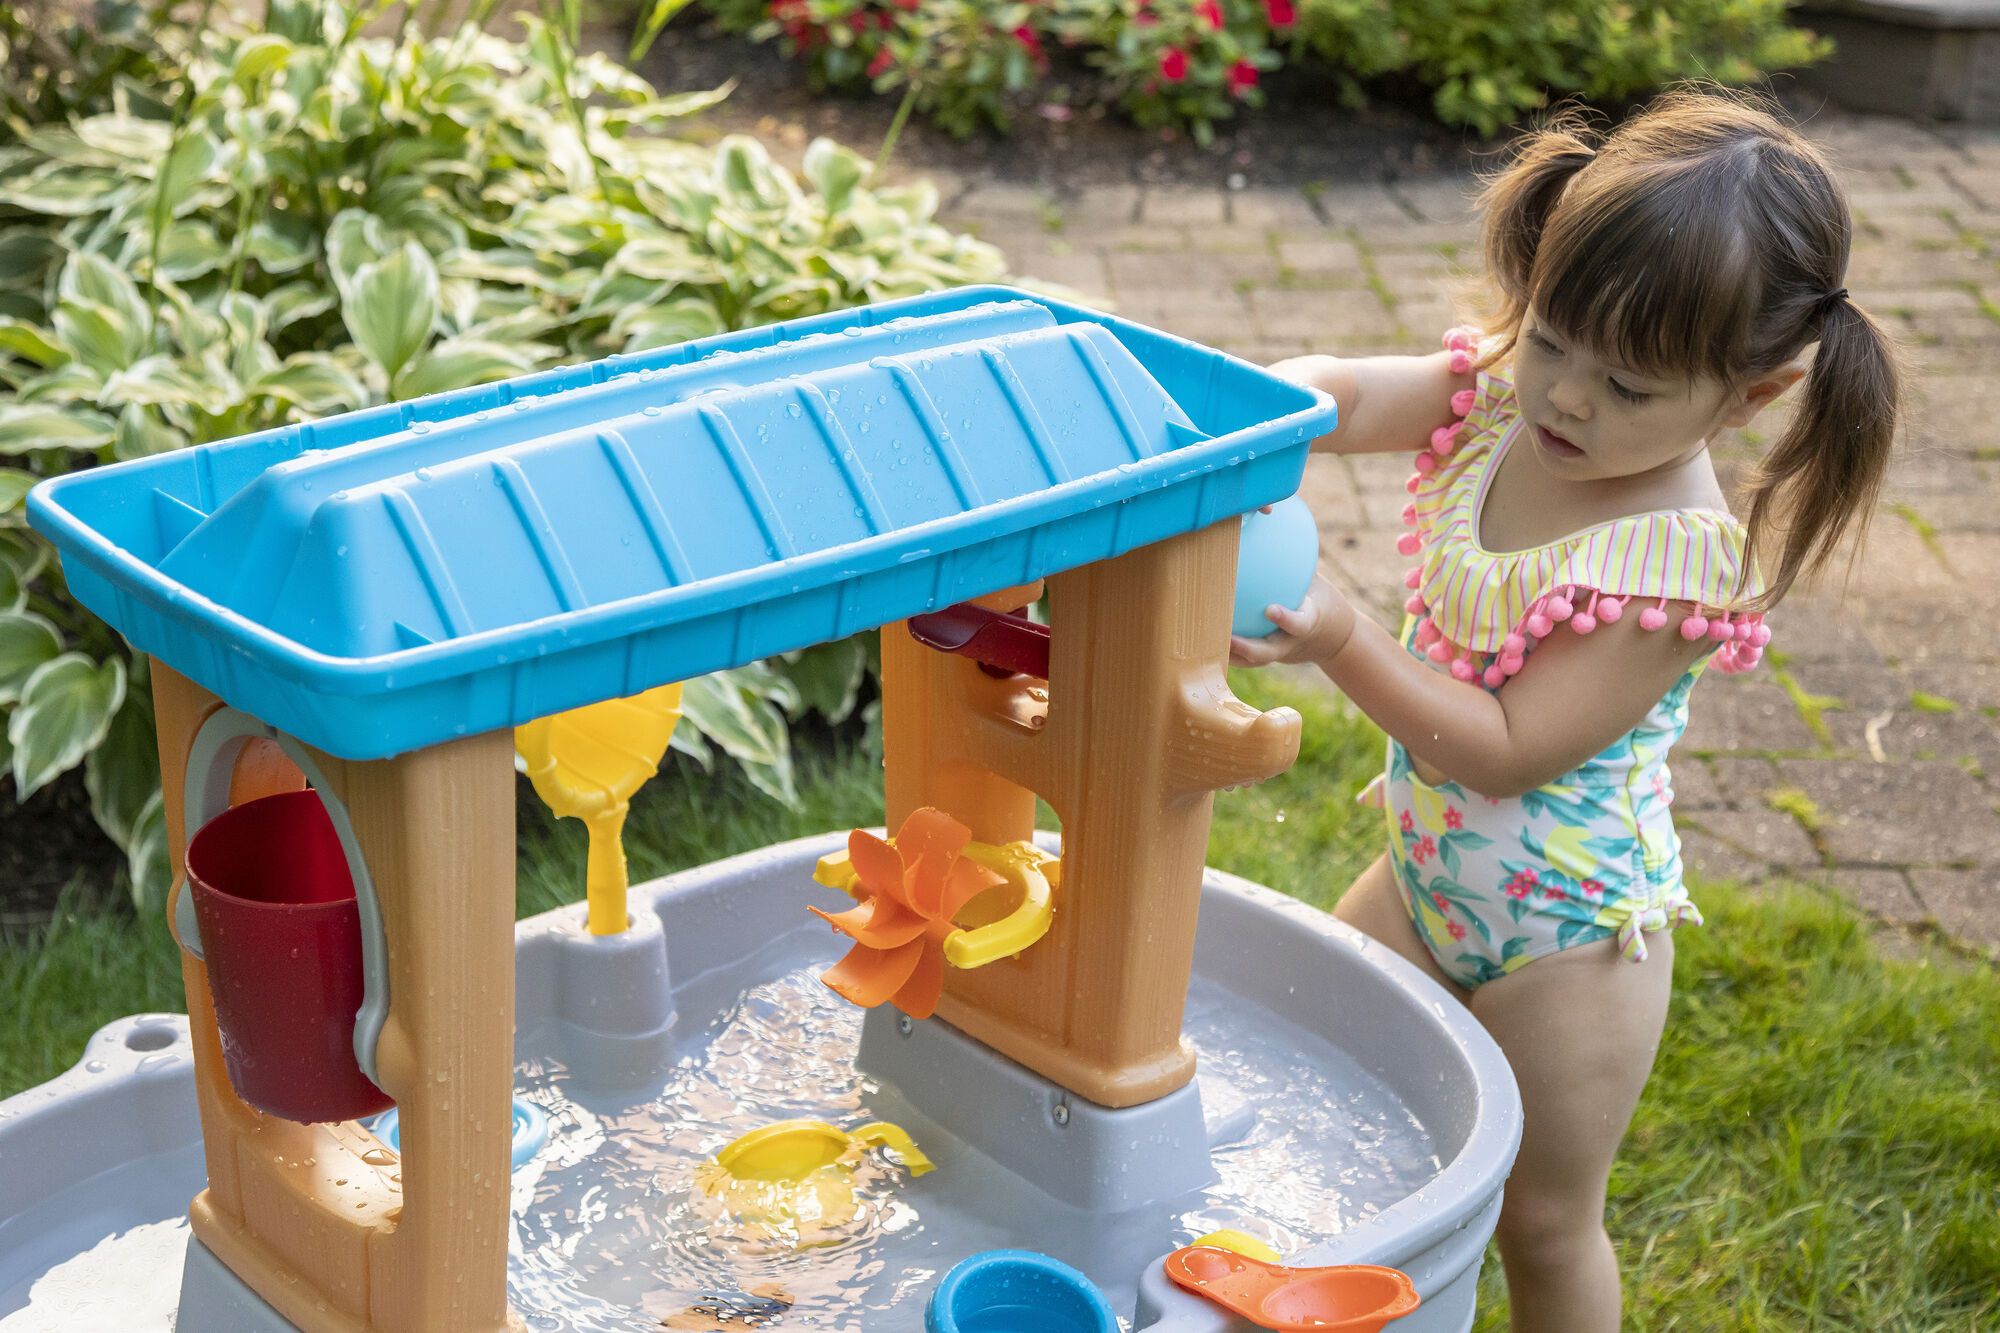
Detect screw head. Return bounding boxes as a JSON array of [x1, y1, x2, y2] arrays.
[[1052, 1101, 1071, 1126], [897, 1015, 914, 1037]]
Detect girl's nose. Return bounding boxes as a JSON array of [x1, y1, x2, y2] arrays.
[[1549, 377, 1592, 421]]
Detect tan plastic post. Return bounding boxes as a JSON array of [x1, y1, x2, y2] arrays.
[[880, 522, 1301, 1108], [153, 664, 521, 1332]]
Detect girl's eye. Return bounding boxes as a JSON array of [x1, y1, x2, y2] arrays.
[[1526, 328, 1561, 355], [1609, 378, 1651, 404]]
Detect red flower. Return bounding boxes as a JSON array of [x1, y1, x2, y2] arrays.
[[1580, 878, 1606, 899], [1446, 920, 1467, 941], [892, 0, 920, 9], [1504, 869, 1539, 900], [1195, 0, 1224, 28], [1431, 891, 1448, 911], [1159, 46, 1188, 81], [1265, 0, 1296, 28], [1400, 811, 1414, 834], [1135, 9, 1158, 24], [868, 46, 895, 77], [1413, 835, 1436, 865], [1543, 883, 1567, 901], [847, 12, 867, 31], [1444, 806, 1463, 830], [1226, 59, 1258, 95]]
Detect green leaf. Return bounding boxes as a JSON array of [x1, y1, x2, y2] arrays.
[[124, 789, 173, 914], [113, 404, 190, 460], [53, 299, 142, 377], [780, 636, 868, 723], [0, 403, 116, 454], [391, 338, 536, 399], [85, 687, 159, 849], [251, 354, 367, 414], [803, 138, 868, 215], [152, 221, 231, 282], [341, 240, 438, 379], [0, 469, 33, 515], [157, 131, 222, 209], [8, 652, 126, 799], [0, 318, 71, 369], [61, 252, 150, 333], [0, 608, 62, 700], [265, 282, 339, 332], [612, 296, 725, 352], [232, 33, 297, 85], [679, 668, 798, 806], [630, 0, 698, 63]]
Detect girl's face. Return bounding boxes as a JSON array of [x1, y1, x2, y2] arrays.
[[1511, 312, 1797, 482]]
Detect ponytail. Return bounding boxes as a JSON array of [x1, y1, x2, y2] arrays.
[[1743, 295, 1902, 607], [1477, 111, 1600, 343]]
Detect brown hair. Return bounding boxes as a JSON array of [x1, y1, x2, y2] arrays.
[[1475, 88, 1901, 607]]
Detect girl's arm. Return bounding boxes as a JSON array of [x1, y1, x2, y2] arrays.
[[1268, 352, 1474, 457], [1232, 580, 1712, 798]]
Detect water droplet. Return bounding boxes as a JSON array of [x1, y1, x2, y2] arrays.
[[84, 1059, 107, 1073], [410, 422, 431, 435]]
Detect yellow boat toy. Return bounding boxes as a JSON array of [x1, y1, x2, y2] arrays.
[[698, 1118, 934, 1230]]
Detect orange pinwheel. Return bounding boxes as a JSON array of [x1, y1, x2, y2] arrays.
[[811, 809, 1007, 1020]]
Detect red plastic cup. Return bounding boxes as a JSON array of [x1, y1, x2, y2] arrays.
[[186, 789, 394, 1124]]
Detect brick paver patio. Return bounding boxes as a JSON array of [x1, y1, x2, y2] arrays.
[[933, 111, 2000, 958]]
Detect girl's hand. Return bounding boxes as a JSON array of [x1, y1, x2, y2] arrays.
[[1229, 576, 1358, 668]]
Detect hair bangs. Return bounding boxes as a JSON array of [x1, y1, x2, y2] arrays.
[[1530, 161, 1762, 385]]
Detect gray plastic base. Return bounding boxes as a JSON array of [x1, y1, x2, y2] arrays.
[[177, 1237, 296, 1332], [0, 833, 1520, 1333], [857, 1006, 1222, 1213]]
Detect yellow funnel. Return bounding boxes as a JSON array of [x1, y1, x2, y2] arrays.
[[517, 683, 683, 935]]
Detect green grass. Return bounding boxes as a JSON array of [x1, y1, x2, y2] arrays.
[[4, 674, 1997, 1327]]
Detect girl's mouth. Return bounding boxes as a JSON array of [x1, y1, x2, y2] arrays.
[[1536, 425, 1585, 459]]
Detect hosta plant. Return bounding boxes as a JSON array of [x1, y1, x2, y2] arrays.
[[0, 0, 1004, 908]]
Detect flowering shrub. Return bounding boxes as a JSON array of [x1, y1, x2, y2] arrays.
[[712, 0, 1293, 141], [702, 0, 1825, 140]]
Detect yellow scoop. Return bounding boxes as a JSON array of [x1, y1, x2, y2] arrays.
[[516, 683, 683, 935], [698, 1119, 933, 1230]]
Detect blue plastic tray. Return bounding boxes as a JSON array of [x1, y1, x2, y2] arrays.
[[30, 286, 1334, 759]]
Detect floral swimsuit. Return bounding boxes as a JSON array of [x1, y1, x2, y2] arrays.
[[1360, 332, 1769, 989]]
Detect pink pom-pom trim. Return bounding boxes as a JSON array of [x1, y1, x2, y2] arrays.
[[1431, 423, 1462, 455], [1451, 388, 1478, 415], [1450, 658, 1475, 682], [1427, 641, 1453, 663], [1598, 596, 1625, 624], [1526, 612, 1554, 638], [1401, 502, 1418, 526], [1405, 474, 1422, 494], [1639, 602, 1668, 631], [1404, 566, 1423, 589], [1482, 664, 1506, 688], [1413, 452, 1438, 475], [1396, 531, 1422, 556], [1680, 615, 1710, 641], [1499, 653, 1525, 675], [1447, 350, 1473, 375], [1405, 593, 1427, 615]]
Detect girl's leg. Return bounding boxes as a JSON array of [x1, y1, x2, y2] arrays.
[[1334, 853, 1471, 1003], [1469, 933, 1675, 1333]]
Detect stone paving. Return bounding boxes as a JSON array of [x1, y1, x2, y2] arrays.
[[933, 111, 2000, 958]]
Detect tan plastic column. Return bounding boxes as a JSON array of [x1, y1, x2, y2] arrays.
[[153, 664, 520, 1332], [880, 522, 1301, 1108]]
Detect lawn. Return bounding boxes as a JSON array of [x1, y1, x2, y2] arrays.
[[2, 673, 1994, 1329]]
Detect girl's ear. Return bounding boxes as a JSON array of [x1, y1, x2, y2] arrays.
[[1720, 362, 1806, 427]]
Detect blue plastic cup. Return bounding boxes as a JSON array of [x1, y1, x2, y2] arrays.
[[926, 1250, 1118, 1333]]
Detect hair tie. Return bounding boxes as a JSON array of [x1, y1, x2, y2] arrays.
[[1818, 286, 1848, 314]]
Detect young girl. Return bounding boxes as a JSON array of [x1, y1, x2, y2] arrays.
[[1232, 90, 1900, 1331]]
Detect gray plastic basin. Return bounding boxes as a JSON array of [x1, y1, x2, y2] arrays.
[[0, 832, 1518, 1331]]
